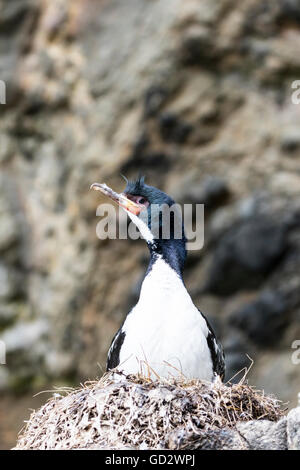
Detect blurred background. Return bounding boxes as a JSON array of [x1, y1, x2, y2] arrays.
[[1, 0, 300, 449]]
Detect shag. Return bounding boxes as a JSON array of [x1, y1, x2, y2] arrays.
[[91, 177, 225, 381]]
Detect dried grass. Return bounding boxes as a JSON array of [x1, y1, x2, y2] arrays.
[[14, 371, 284, 450]]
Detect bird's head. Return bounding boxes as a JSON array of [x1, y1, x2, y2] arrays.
[[91, 176, 185, 246]]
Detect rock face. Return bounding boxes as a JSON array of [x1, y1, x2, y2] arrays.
[[287, 406, 300, 450], [236, 418, 288, 450], [168, 413, 299, 450], [0, 0, 299, 411]]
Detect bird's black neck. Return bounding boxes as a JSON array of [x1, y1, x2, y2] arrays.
[[146, 238, 187, 279]]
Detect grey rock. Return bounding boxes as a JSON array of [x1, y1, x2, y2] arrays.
[[250, 352, 300, 409], [179, 176, 230, 208], [229, 290, 289, 347], [277, 0, 300, 25], [287, 406, 300, 450], [144, 86, 169, 117], [0, 368, 9, 391], [2, 319, 49, 354], [0, 264, 15, 300], [0, 188, 19, 253], [158, 112, 192, 144], [281, 129, 300, 153], [223, 330, 253, 382], [0, 0, 32, 33], [236, 418, 287, 450], [0, 263, 23, 301], [168, 427, 248, 450], [0, 134, 14, 162], [206, 216, 288, 295], [0, 303, 19, 328]]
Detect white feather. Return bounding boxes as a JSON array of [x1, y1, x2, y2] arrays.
[[117, 256, 213, 380], [126, 210, 154, 243]]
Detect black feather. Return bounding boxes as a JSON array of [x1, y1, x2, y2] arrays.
[[124, 175, 146, 195], [202, 312, 225, 380], [106, 329, 126, 370]]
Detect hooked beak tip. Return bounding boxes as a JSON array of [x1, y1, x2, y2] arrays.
[[90, 182, 145, 216], [90, 183, 101, 191]]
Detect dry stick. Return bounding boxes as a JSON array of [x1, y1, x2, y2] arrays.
[[15, 370, 284, 450]]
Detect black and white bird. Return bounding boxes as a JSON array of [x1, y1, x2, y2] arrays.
[[91, 177, 225, 381]]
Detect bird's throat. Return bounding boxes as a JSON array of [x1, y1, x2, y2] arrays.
[[147, 238, 187, 279]]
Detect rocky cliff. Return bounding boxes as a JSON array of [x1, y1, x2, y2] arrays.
[[0, 0, 300, 419]]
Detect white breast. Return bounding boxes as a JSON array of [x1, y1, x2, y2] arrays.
[[118, 257, 213, 381]]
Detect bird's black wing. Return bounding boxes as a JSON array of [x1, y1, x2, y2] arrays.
[[201, 311, 225, 380], [106, 328, 125, 370]]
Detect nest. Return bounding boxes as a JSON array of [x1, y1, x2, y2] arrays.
[[15, 372, 284, 450]]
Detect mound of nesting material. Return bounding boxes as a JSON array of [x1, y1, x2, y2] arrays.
[[15, 373, 284, 450]]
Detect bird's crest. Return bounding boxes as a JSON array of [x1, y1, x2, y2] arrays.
[[124, 175, 146, 195]]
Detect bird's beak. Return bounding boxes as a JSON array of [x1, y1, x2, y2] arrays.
[[90, 182, 144, 216]]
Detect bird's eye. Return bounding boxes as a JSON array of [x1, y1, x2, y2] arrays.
[[126, 194, 149, 207], [136, 196, 149, 207]]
